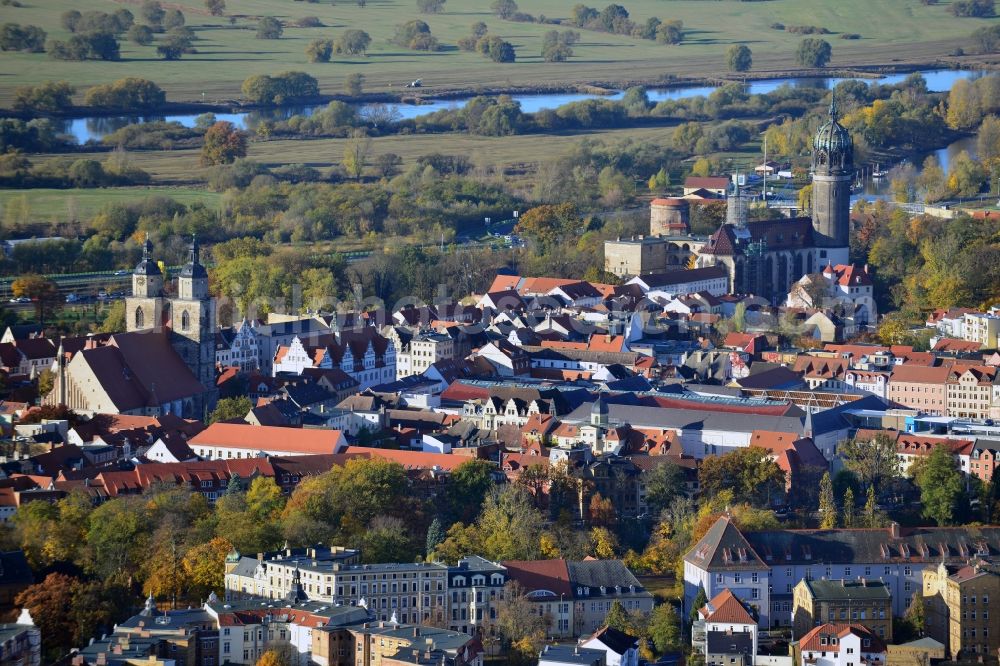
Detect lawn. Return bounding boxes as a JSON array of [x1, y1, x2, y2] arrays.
[[0, 187, 221, 221], [0, 0, 994, 106]]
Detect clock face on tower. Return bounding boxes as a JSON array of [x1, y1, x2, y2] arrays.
[[136, 276, 146, 289]]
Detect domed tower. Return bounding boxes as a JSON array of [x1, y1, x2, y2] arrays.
[[126, 236, 165, 332], [811, 97, 853, 249]]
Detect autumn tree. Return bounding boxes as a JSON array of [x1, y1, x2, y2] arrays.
[[11, 274, 58, 325], [200, 121, 248, 166], [496, 581, 548, 661], [842, 487, 857, 528], [839, 433, 900, 496], [514, 203, 582, 254], [698, 447, 786, 508], [15, 573, 81, 660], [345, 73, 365, 96], [182, 536, 233, 599], [818, 471, 838, 529]]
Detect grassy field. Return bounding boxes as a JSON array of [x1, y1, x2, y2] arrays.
[[0, 187, 221, 220], [28, 125, 686, 185], [0, 0, 996, 106]]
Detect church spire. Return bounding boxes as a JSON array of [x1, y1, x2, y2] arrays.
[[828, 93, 838, 121]]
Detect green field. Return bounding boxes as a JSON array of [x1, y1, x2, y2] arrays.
[[0, 187, 222, 220], [0, 0, 996, 106], [28, 125, 686, 185]]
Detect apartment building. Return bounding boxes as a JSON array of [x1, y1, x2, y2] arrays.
[[792, 579, 892, 641], [922, 559, 999, 661], [962, 312, 1000, 349], [886, 366, 950, 416], [945, 366, 997, 419]]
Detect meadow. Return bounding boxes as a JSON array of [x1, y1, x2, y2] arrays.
[[0, 0, 993, 107], [0, 187, 221, 221]]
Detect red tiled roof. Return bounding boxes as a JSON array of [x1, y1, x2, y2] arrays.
[[190, 423, 342, 454], [799, 624, 886, 653], [503, 559, 573, 597], [933, 338, 981, 353], [699, 588, 756, 624]]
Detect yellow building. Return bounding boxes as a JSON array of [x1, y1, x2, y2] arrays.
[[886, 637, 945, 666], [922, 559, 1000, 661]]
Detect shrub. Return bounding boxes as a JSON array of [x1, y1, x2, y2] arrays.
[[334, 29, 371, 55], [241, 71, 319, 104], [727, 44, 752, 72], [163, 9, 185, 30], [157, 30, 195, 59], [476, 35, 515, 62], [295, 16, 323, 27], [950, 0, 994, 16], [796, 37, 832, 67], [84, 78, 165, 110], [840, 33, 861, 39], [48, 31, 120, 61], [393, 20, 440, 50], [205, 0, 226, 16], [141, 0, 165, 27], [416, 0, 445, 13], [306, 39, 333, 62], [256, 17, 283, 39], [13, 81, 75, 113], [0, 23, 47, 52], [128, 24, 154, 45], [656, 20, 684, 44], [541, 30, 575, 61]]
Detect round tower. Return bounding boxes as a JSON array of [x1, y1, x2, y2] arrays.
[[650, 198, 690, 236], [726, 178, 749, 228], [811, 98, 853, 248]]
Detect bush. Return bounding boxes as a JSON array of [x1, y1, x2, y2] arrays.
[[345, 73, 364, 96], [416, 0, 445, 13], [840, 33, 861, 39], [394, 20, 440, 50], [0, 118, 69, 153], [206, 0, 226, 16], [163, 9, 185, 30], [542, 30, 575, 61], [84, 78, 165, 110], [241, 71, 319, 104], [100, 121, 200, 149], [727, 44, 752, 72], [141, 0, 165, 27], [12, 81, 75, 113], [48, 31, 120, 61], [972, 24, 1000, 52], [256, 17, 283, 39], [796, 37, 832, 67], [157, 30, 195, 59], [295, 16, 323, 27], [0, 23, 47, 52], [769, 22, 785, 30], [128, 24, 154, 45], [656, 20, 684, 44], [334, 29, 371, 55], [950, 0, 994, 16], [476, 35, 515, 62], [786, 24, 830, 34], [306, 39, 333, 62]]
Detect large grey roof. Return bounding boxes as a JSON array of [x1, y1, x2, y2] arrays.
[[563, 402, 804, 435], [684, 517, 768, 572], [745, 525, 1000, 566], [801, 579, 891, 601], [706, 631, 754, 656], [567, 560, 651, 597]]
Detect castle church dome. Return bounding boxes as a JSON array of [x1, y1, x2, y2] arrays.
[[812, 98, 853, 169]]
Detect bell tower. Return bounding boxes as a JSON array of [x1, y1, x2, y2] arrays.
[[126, 236, 165, 332], [811, 97, 853, 250], [169, 236, 216, 400]]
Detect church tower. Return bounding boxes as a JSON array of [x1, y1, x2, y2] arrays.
[[126, 236, 165, 332], [811, 98, 853, 250], [169, 236, 216, 395]]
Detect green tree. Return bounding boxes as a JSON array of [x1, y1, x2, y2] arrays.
[[842, 487, 856, 528], [477, 485, 543, 561], [839, 433, 900, 495], [818, 471, 838, 529], [200, 121, 248, 167], [417, 0, 445, 13], [861, 484, 886, 528], [342, 129, 372, 180], [796, 37, 832, 67], [127, 24, 154, 45], [604, 600, 630, 632], [447, 459, 496, 523], [205, 0, 226, 16], [256, 17, 283, 39], [362, 515, 414, 563], [141, 0, 165, 27], [644, 461, 685, 516], [163, 9, 185, 30], [491, 0, 518, 19], [698, 447, 786, 508], [334, 29, 371, 55], [648, 602, 681, 654], [727, 44, 752, 72], [345, 72, 364, 96], [913, 444, 964, 525], [689, 585, 707, 622], [425, 516, 445, 558], [12, 81, 75, 114], [306, 39, 333, 62]]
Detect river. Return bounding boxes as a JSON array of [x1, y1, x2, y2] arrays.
[[60, 68, 987, 144]]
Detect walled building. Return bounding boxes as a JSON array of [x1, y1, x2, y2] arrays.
[[792, 579, 892, 641], [922, 558, 1000, 661]]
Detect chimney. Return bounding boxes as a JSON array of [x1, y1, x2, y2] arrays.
[[889, 522, 900, 539]]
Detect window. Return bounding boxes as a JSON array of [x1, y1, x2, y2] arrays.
[[734, 573, 742, 584], [904, 566, 912, 576], [135, 307, 144, 329], [717, 574, 724, 584], [181, 310, 190, 331], [844, 567, 851, 577], [752, 573, 759, 583]]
